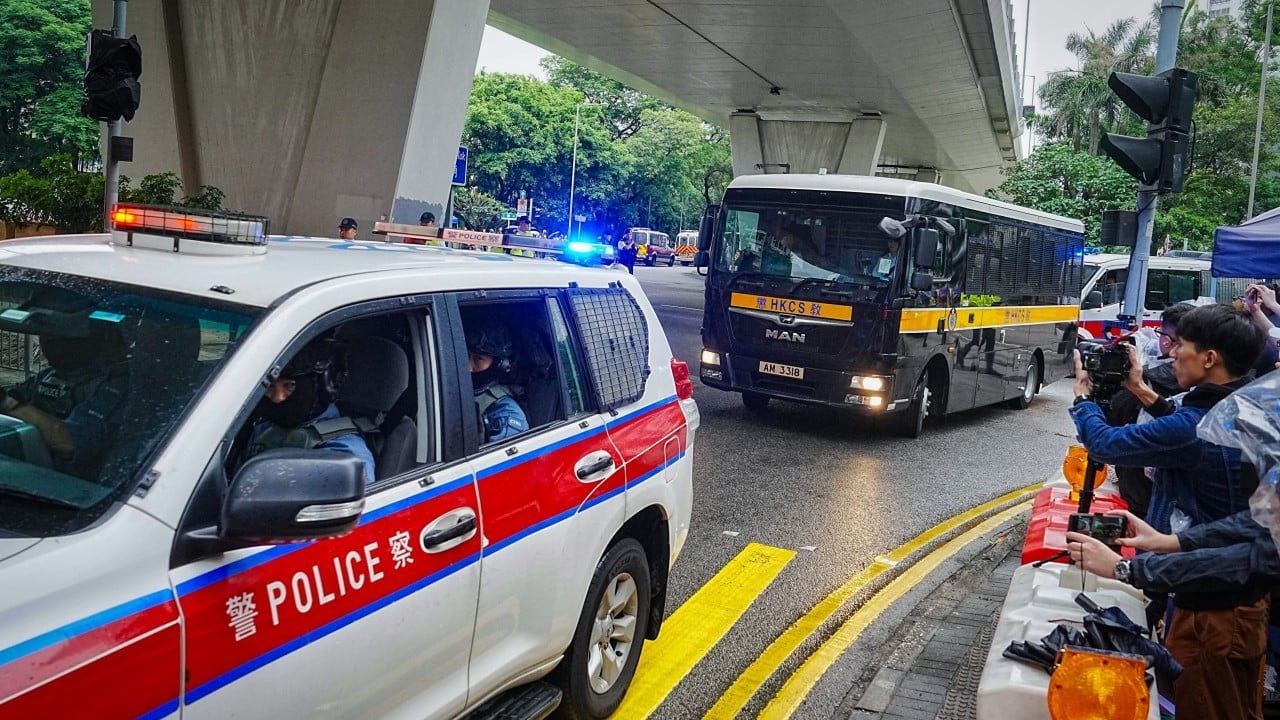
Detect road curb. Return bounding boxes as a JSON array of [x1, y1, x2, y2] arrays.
[[707, 479, 1047, 719]]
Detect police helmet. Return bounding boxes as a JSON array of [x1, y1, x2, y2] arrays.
[[280, 340, 340, 395], [464, 323, 513, 362]]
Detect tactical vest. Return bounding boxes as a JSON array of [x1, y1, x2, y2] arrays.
[[474, 383, 512, 418], [250, 416, 359, 457], [32, 371, 107, 420]]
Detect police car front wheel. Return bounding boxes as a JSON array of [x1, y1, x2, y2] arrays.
[[555, 538, 651, 719]]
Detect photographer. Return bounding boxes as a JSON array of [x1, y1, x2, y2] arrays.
[[1104, 301, 1196, 519], [1067, 508, 1275, 720], [1243, 283, 1280, 374], [1069, 304, 1266, 535]]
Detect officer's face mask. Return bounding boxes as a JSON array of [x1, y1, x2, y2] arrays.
[[257, 373, 319, 428]]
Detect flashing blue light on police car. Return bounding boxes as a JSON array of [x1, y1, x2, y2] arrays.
[[567, 241, 595, 254]]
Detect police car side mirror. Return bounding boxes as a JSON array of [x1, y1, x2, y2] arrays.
[[1082, 290, 1103, 310], [222, 449, 365, 543]]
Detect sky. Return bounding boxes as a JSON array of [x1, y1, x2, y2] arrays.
[[474, 1, 1159, 154]]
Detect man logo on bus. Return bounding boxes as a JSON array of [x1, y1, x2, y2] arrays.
[[756, 297, 767, 309]]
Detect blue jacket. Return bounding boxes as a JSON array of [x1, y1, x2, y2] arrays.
[[1070, 379, 1253, 535], [1131, 509, 1276, 610], [475, 382, 529, 443], [249, 404, 376, 484]]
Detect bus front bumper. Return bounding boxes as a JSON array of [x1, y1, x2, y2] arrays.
[[698, 350, 907, 413]]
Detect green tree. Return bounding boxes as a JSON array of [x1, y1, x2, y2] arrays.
[[1035, 17, 1155, 154], [0, 0, 99, 173], [541, 57, 664, 141], [452, 187, 507, 231], [986, 142, 1137, 246]]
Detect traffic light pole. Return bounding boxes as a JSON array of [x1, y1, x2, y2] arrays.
[[102, 0, 128, 222], [1121, 0, 1185, 327]]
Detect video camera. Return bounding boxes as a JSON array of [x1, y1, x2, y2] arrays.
[[1077, 339, 1130, 408], [1068, 513, 1129, 549]]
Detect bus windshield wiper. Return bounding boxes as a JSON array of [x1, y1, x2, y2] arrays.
[[792, 277, 856, 298]]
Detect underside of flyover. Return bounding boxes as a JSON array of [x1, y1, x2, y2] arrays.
[[90, 0, 1019, 236], [489, 0, 1022, 193]]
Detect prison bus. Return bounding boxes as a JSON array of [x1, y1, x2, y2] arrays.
[[694, 174, 1085, 437]]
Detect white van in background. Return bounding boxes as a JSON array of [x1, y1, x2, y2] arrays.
[[1077, 253, 1255, 339]]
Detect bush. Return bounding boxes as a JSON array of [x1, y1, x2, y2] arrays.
[[0, 156, 228, 234]]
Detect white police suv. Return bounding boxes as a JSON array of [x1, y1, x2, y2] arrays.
[[0, 205, 698, 719]]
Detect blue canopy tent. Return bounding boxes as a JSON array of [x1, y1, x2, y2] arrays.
[[1212, 206, 1280, 279]]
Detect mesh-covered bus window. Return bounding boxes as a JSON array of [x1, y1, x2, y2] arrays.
[[567, 286, 650, 411]]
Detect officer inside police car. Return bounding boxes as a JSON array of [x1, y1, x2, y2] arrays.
[[0, 291, 130, 479], [247, 338, 375, 484], [464, 320, 528, 444]]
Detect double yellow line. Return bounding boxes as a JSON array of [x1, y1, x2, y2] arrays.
[[613, 483, 1037, 719]]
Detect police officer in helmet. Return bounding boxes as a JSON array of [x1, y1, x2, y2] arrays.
[[248, 339, 376, 484], [465, 321, 529, 443], [0, 293, 129, 479]]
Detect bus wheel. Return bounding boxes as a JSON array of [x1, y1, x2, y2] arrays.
[[895, 373, 930, 438], [1007, 360, 1040, 410], [742, 392, 771, 412]]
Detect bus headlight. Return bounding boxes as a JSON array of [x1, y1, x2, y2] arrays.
[[850, 375, 886, 391], [700, 349, 721, 366]]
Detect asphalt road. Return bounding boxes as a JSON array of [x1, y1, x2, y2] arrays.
[[626, 264, 1079, 718]]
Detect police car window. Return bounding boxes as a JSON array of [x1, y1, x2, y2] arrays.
[[547, 297, 590, 418], [566, 287, 650, 411], [233, 311, 426, 488], [459, 299, 566, 445], [0, 271, 260, 537]]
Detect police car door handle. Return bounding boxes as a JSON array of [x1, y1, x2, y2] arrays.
[[421, 513, 477, 549], [575, 451, 616, 481]]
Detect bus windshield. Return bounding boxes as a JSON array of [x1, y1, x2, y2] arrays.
[[713, 202, 904, 290]]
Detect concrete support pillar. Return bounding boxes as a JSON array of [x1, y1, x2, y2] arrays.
[[728, 111, 888, 178], [836, 116, 887, 175], [729, 112, 765, 178], [92, 0, 489, 238]]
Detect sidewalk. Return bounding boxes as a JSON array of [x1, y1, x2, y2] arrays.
[[837, 519, 1027, 720]]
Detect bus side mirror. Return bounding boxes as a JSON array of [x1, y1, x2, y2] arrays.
[[698, 205, 719, 252], [914, 228, 939, 269], [695, 250, 710, 268], [1082, 290, 1103, 310], [910, 272, 933, 291]]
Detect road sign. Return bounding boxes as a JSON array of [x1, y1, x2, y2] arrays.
[[575, 214, 587, 223], [501, 211, 517, 221], [452, 146, 467, 186], [516, 198, 533, 219]]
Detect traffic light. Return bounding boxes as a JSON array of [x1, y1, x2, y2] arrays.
[[82, 30, 142, 123], [1098, 68, 1197, 194]]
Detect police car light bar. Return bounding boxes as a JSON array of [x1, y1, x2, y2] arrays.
[[111, 204, 269, 254], [373, 221, 563, 255]]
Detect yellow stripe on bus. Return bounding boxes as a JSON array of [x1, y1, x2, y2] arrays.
[[899, 304, 1078, 333], [729, 292, 853, 321], [612, 542, 796, 719]]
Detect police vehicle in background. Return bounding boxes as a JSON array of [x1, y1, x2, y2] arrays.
[[0, 205, 699, 720]]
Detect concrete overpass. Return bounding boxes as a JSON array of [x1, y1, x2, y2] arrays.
[[92, 0, 1021, 237]]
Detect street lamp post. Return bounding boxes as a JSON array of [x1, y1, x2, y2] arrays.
[[1248, 0, 1275, 220], [567, 101, 596, 240]]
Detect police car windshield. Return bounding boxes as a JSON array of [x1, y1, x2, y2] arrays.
[[713, 203, 902, 290], [0, 269, 260, 536]]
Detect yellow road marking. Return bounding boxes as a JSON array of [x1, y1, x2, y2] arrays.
[[703, 483, 1038, 720], [758, 501, 1031, 719], [612, 542, 796, 719]]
